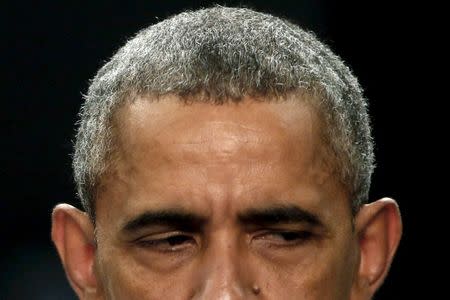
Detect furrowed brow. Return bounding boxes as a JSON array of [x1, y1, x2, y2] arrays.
[[122, 209, 206, 233], [238, 204, 324, 228]]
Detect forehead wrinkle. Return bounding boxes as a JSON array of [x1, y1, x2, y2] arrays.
[[120, 111, 289, 167], [157, 138, 291, 169], [112, 95, 336, 189], [160, 124, 269, 151], [164, 125, 275, 164]]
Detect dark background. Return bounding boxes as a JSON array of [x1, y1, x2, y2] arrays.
[[2, 0, 436, 299]]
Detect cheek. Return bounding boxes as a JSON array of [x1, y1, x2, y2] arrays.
[[94, 239, 358, 300], [251, 240, 358, 299], [96, 246, 198, 300]]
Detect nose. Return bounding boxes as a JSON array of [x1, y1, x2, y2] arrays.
[[192, 233, 254, 300]]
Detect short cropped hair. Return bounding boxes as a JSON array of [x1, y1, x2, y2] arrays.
[[73, 6, 374, 219]]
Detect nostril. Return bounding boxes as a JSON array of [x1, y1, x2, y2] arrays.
[[251, 284, 261, 295]]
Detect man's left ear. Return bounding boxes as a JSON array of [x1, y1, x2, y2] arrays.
[[351, 197, 402, 299]]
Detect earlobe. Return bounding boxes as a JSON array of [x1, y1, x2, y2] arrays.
[[51, 204, 100, 299], [352, 198, 402, 299]]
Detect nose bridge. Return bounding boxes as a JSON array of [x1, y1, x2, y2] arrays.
[[194, 230, 249, 300]]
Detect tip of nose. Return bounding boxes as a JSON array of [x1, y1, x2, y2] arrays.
[[193, 280, 247, 300]]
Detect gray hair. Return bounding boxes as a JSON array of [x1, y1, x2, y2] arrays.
[[74, 6, 374, 219]]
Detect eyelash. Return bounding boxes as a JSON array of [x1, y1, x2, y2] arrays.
[[137, 234, 196, 253], [253, 230, 314, 247], [136, 230, 312, 253]]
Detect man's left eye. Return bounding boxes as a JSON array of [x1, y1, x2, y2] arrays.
[[254, 230, 313, 246]]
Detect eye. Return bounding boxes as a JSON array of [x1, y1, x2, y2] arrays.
[[253, 230, 313, 247], [137, 233, 197, 253]]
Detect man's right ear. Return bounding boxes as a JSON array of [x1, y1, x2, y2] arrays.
[[51, 204, 101, 299]]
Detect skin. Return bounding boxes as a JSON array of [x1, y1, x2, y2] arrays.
[[52, 94, 402, 299]]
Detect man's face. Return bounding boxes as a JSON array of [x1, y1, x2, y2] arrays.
[[93, 95, 359, 299]]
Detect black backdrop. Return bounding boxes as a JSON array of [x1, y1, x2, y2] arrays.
[[2, 1, 436, 299]]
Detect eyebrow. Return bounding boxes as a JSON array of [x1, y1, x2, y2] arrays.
[[238, 204, 324, 228], [122, 209, 206, 233], [122, 204, 324, 233]]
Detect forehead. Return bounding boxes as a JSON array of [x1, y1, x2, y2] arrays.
[[100, 94, 343, 216], [114, 94, 324, 169], [94, 94, 353, 229]]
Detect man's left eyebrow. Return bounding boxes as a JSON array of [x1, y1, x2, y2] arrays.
[[238, 204, 325, 228]]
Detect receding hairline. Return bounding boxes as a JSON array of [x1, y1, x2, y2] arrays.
[[74, 6, 374, 220]]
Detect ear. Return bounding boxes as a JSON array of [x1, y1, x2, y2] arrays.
[[351, 198, 402, 299], [51, 204, 102, 299]]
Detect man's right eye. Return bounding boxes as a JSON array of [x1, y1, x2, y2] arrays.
[[136, 233, 197, 253]]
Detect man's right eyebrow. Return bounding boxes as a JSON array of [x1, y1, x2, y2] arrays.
[[122, 209, 206, 232]]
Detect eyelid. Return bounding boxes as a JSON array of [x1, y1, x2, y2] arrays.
[[246, 223, 315, 233], [251, 229, 314, 246], [134, 231, 198, 253], [136, 230, 187, 240], [254, 229, 313, 236], [134, 231, 198, 245]]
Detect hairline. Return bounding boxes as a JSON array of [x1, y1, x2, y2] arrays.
[[73, 6, 374, 222]]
